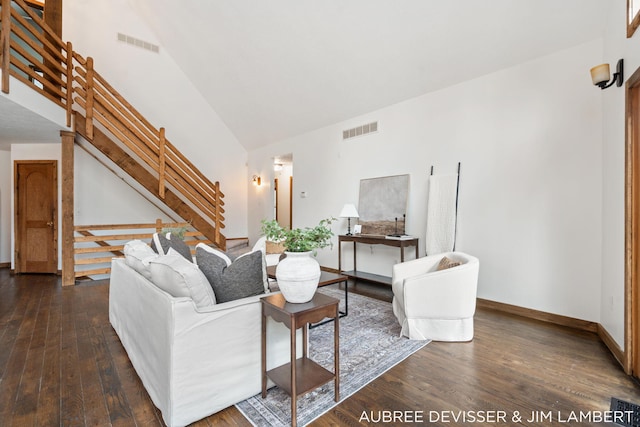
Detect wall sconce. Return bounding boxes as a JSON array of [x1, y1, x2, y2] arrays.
[[273, 163, 283, 171], [252, 175, 262, 186], [590, 59, 624, 90]]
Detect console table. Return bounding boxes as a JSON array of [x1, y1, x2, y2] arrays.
[[338, 234, 419, 286]]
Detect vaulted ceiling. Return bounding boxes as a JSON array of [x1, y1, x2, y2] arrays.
[[127, 0, 611, 151], [0, 0, 613, 151]]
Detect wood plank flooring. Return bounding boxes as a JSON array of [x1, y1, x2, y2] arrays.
[[1, 269, 640, 426]]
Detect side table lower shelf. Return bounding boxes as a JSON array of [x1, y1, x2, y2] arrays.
[[267, 357, 336, 397], [341, 270, 392, 286], [338, 235, 419, 286]]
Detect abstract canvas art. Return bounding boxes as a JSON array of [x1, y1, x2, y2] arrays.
[[357, 174, 409, 235]]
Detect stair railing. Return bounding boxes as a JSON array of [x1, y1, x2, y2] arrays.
[[71, 52, 226, 247], [74, 219, 210, 278], [0, 0, 226, 249], [0, 0, 73, 125]]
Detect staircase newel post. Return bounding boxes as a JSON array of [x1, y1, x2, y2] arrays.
[[61, 130, 76, 286], [156, 218, 163, 234], [85, 56, 94, 139], [65, 41, 73, 127], [1, 0, 11, 94], [158, 127, 166, 199]]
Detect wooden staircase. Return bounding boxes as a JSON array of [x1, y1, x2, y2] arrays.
[[1, 0, 227, 283], [74, 114, 224, 247]]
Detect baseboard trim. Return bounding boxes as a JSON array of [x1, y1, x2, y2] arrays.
[[0, 262, 10, 269], [597, 323, 626, 370], [476, 298, 631, 370], [322, 277, 627, 369], [323, 278, 599, 334], [476, 298, 598, 333]]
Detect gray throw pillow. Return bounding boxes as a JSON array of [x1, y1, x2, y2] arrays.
[[151, 232, 192, 262], [196, 246, 266, 303]]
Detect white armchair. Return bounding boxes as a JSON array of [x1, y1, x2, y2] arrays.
[[391, 252, 479, 342]]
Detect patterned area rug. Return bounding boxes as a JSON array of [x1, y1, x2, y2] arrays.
[[235, 286, 430, 427]]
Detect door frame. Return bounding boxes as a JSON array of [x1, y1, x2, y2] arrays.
[[625, 64, 640, 376], [14, 160, 58, 274]]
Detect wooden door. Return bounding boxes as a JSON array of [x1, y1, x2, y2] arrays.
[[15, 161, 58, 274], [274, 176, 294, 229]]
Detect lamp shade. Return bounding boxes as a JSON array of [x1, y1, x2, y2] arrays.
[[590, 63, 610, 85], [339, 204, 359, 218]]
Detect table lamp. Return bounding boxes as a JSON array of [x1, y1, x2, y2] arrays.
[[339, 204, 359, 235]]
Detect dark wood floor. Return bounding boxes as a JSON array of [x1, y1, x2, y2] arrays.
[[1, 269, 640, 426]]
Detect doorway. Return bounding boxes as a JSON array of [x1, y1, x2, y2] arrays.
[[274, 155, 293, 230], [14, 160, 58, 274]]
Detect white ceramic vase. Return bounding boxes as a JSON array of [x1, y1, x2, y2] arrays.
[[275, 251, 321, 303]]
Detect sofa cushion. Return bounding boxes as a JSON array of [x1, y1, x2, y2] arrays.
[[151, 232, 193, 261], [196, 244, 267, 303], [148, 252, 216, 308], [124, 240, 158, 280]]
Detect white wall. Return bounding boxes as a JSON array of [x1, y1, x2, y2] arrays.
[[249, 39, 604, 324], [62, 0, 249, 237], [600, 5, 640, 347], [0, 150, 11, 264], [74, 147, 173, 225]]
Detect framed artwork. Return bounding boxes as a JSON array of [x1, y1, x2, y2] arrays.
[[357, 174, 409, 235]]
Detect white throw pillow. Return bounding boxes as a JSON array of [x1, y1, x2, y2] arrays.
[[149, 251, 217, 308], [124, 240, 158, 280]]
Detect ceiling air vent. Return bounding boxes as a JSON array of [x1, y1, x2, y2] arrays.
[[117, 33, 160, 53], [343, 121, 378, 140]]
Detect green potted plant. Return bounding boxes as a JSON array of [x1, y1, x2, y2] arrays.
[[260, 218, 335, 303], [260, 218, 335, 254]]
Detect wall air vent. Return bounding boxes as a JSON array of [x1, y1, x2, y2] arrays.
[[117, 33, 160, 53], [342, 121, 378, 140]]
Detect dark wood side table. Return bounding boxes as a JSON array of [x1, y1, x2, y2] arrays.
[[267, 266, 349, 326], [261, 293, 340, 427]]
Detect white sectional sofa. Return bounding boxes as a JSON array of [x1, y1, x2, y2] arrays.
[[109, 256, 298, 427]]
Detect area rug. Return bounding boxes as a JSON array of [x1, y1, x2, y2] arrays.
[[235, 287, 430, 427]]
